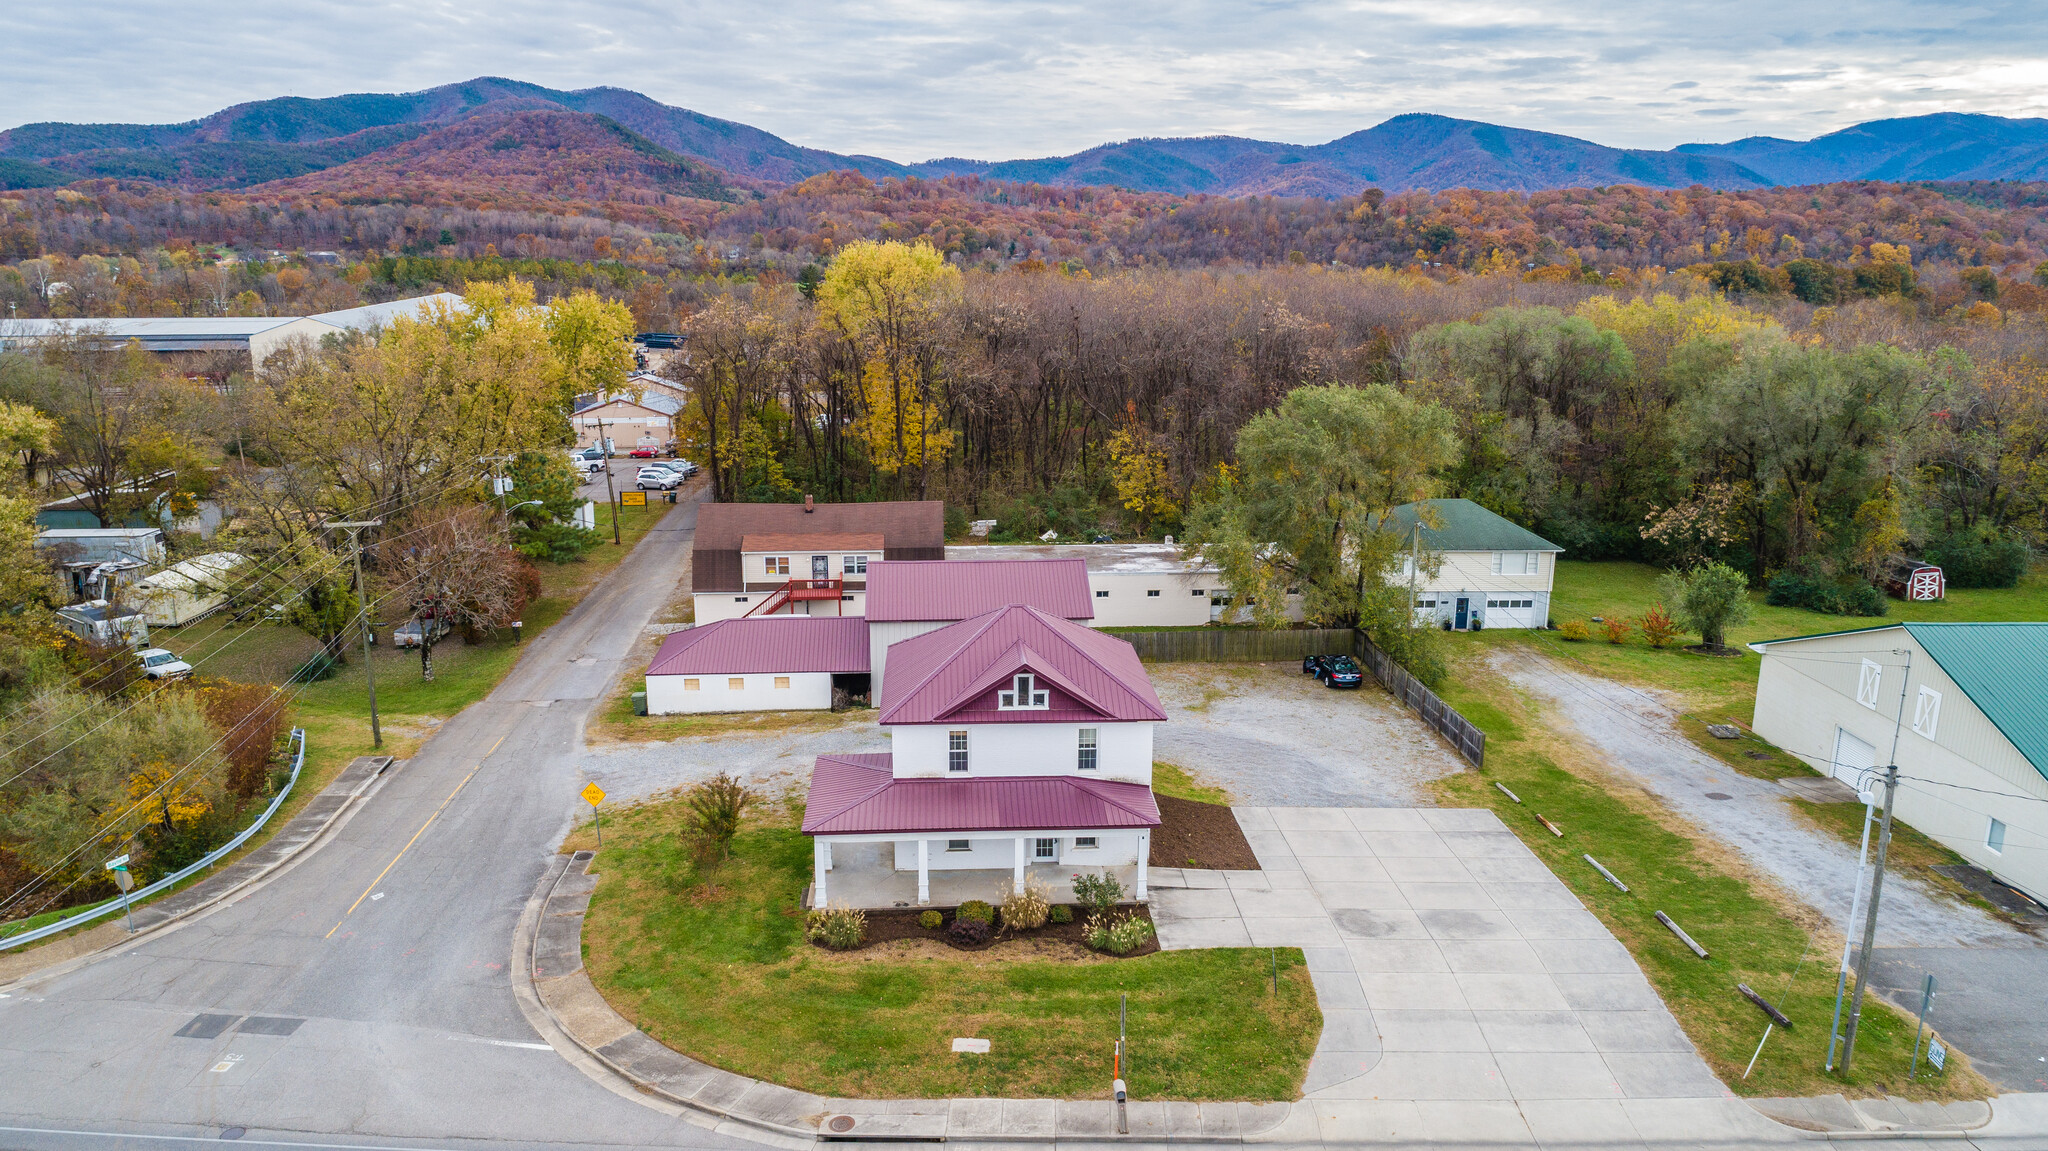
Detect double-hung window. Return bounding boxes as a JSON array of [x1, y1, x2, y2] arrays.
[[947, 730, 969, 772], [843, 554, 868, 574], [765, 556, 789, 576], [1077, 727, 1099, 770]]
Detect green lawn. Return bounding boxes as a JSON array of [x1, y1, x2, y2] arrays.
[[1153, 761, 1232, 805], [581, 799, 1321, 1100]]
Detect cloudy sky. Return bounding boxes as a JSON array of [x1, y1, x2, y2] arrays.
[[5, 1, 2046, 160]]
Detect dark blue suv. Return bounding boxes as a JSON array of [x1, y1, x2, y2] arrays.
[[1302, 654, 1364, 688]]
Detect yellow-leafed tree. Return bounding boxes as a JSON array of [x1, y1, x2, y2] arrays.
[[815, 240, 959, 493]]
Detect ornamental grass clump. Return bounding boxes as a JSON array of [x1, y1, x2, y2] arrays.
[[999, 875, 1051, 930], [804, 903, 866, 950], [1083, 910, 1156, 955]]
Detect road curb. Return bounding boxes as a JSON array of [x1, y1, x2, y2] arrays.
[[522, 851, 1290, 1145], [0, 755, 395, 988]]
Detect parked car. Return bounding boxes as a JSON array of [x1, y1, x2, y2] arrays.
[[635, 467, 682, 490], [573, 446, 606, 461], [1302, 653, 1364, 688], [136, 647, 192, 680], [393, 617, 452, 648], [628, 447, 658, 459], [670, 459, 701, 477]]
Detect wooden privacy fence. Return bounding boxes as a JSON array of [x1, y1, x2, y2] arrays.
[[1118, 627, 1357, 663], [1353, 633, 1488, 768]]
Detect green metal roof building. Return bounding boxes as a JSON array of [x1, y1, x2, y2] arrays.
[[1382, 499, 1563, 631]]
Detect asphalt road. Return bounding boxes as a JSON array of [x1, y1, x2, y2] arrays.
[[1873, 947, 2048, 1094], [0, 492, 749, 1150]]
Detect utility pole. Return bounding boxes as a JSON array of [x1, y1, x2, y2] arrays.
[[480, 453, 516, 514], [324, 519, 384, 749], [1842, 647, 1915, 1074], [585, 416, 621, 545]]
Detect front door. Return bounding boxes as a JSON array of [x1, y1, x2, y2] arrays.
[[811, 555, 829, 580], [1455, 597, 1470, 629], [1034, 837, 1058, 861]]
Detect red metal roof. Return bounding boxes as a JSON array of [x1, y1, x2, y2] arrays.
[[877, 604, 1166, 724], [802, 754, 1161, 836], [864, 558, 1094, 622], [646, 616, 870, 676]]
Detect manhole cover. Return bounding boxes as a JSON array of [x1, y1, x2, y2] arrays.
[[828, 1116, 856, 1132], [1705, 792, 1733, 800], [220, 1128, 247, 1141]]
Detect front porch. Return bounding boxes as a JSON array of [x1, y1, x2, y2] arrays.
[[808, 835, 1149, 910]]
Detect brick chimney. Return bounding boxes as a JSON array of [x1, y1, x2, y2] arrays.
[[803, 494, 814, 513]]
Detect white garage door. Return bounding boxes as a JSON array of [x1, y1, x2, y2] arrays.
[[1482, 597, 1540, 628], [1830, 727, 1877, 792]]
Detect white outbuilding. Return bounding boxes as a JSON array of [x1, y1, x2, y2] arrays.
[[644, 616, 870, 714], [1749, 622, 2048, 906], [129, 552, 246, 627]]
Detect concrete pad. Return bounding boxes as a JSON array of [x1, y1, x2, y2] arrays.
[[1472, 1010, 1597, 1053], [1416, 1099, 1534, 1144], [1492, 1051, 1623, 1099], [1377, 856, 1475, 883], [1154, 917, 1253, 949], [1242, 829, 1297, 859], [1483, 881, 1585, 910], [1146, 866, 1186, 888], [1317, 1050, 1511, 1101], [1313, 882, 1411, 910], [1320, 1008, 1386, 1052], [1303, 1049, 1387, 1097], [1306, 1098, 1428, 1143], [1180, 868, 1229, 889], [1620, 1097, 1787, 1145], [1285, 829, 1373, 857], [1302, 945, 1356, 972], [1054, 1100, 1118, 1138], [1415, 908, 1520, 939], [1552, 973, 1665, 1011], [1505, 907, 1611, 939], [1300, 855, 1395, 884], [1363, 832, 1455, 857], [1346, 808, 1433, 833], [1374, 1009, 1487, 1052], [1529, 936, 1643, 974], [1344, 937, 1451, 973], [1162, 1100, 1203, 1139], [1270, 807, 1357, 831], [1245, 916, 1343, 947], [1439, 939, 1543, 973], [1419, 808, 1507, 832], [1578, 1011, 1696, 1054], [1149, 887, 1240, 920], [1440, 832, 1532, 859], [1231, 887, 1328, 918], [1330, 907, 1430, 939], [1195, 1101, 1246, 1138], [1267, 868, 1313, 889], [1519, 1098, 1647, 1146], [1233, 806, 1278, 832], [1607, 1051, 1733, 1099], [1312, 972, 1371, 1011], [1398, 881, 1496, 909], [1220, 869, 1267, 891], [1456, 972, 1571, 1011], [998, 1098, 1056, 1138], [1359, 970, 1470, 1011], [1462, 856, 1561, 883]]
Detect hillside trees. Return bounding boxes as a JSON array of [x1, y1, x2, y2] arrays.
[[815, 240, 959, 495]]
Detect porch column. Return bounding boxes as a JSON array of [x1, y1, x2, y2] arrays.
[[916, 839, 930, 905], [813, 839, 829, 908], [1014, 837, 1026, 887], [1135, 830, 1149, 901]]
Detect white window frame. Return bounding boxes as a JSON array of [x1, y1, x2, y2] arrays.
[[1073, 836, 1099, 849], [1856, 659, 1883, 710], [766, 556, 789, 575], [1912, 686, 1942, 739], [1033, 837, 1058, 861], [946, 838, 971, 852], [947, 730, 969, 772], [998, 672, 1049, 710], [843, 554, 868, 574], [1191, 588, 1206, 597], [1077, 727, 1098, 770], [1987, 817, 2006, 855]]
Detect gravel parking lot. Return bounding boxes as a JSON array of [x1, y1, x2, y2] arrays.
[[1149, 662, 1469, 807]]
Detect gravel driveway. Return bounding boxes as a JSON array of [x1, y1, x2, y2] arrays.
[[576, 713, 875, 804], [1490, 647, 2019, 948], [1149, 662, 1468, 807]]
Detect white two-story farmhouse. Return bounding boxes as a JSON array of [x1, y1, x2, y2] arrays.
[[1383, 498, 1564, 630]]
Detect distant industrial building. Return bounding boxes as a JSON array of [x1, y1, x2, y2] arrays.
[[0, 294, 464, 376]]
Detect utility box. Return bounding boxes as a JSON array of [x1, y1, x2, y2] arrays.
[[631, 691, 648, 716]]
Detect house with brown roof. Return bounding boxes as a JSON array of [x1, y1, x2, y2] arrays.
[[690, 498, 945, 623], [802, 604, 1164, 909]]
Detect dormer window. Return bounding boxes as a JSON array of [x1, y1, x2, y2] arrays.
[[998, 672, 1049, 710]]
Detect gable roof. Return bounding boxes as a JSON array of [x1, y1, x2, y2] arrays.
[[647, 616, 869, 676], [801, 753, 1161, 836], [741, 532, 885, 553], [1382, 498, 1562, 554], [866, 558, 1095, 622], [1750, 622, 2048, 781], [877, 604, 1165, 724]]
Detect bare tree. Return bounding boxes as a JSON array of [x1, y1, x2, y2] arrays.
[[375, 506, 521, 680]]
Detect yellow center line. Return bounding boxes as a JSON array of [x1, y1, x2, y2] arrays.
[[326, 734, 506, 939]]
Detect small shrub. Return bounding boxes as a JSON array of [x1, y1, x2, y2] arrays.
[[1639, 603, 1680, 648], [1558, 619, 1590, 642], [918, 909, 942, 929], [1071, 872, 1125, 915], [1601, 618, 1631, 645], [1049, 904, 1073, 924], [1083, 911, 1157, 955], [947, 916, 994, 945], [955, 899, 995, 925], [1765, 571, 1887, 617], [804, 903, 866, 949], [685, 771, 755, 859], [1000, 875, 1052, 930]]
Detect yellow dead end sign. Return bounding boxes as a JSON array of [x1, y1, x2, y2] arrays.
[[619, 491, 646, 507], [581, 781, 606, 847]]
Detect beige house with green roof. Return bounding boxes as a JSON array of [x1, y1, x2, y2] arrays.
[[1384, 498, 1564, 630]]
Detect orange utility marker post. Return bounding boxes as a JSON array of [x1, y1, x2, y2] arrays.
[[582, 782, 606, 848]]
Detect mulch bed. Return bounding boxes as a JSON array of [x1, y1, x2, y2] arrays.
[[1150, 795, 1260, 870], [815, 904, 1160, 958]]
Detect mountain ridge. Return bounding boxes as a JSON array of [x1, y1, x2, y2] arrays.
[[5, 79, 2048, 197]]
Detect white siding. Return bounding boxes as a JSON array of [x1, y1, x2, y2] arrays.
[[889, 722, 1154, 783], [869, 619, 947, 696], [1410, 550, 1555, 629], [1086, 570, 1214, 627], [1752, 629, 2048, 905], [887, 831, 1142, 870], [645, 670, 833, 714], [693, 590, 866, 624]]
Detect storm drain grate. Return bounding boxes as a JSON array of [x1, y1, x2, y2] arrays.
[[237, 1016, 305, 1036], [174, 1013, 240, 1039]]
